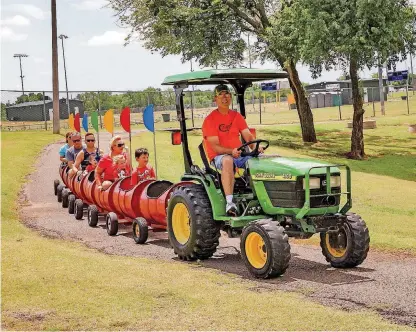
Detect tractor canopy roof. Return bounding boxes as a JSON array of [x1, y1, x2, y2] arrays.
[[162, 68, 288, 86]]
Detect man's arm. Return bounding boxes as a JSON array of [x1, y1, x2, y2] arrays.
[[241, 128, 264, 153], [66, 150, 74, 168], [206, 136, 241, 158], [73, 150, 84, 173]]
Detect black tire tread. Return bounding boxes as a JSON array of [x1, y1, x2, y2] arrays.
[[168, 184, 220, 261], [68, 194, 76, 214], [320, 212, 370, 268], [132, 218, 149, 244], [241, 219, 291, 278], [74, 199, 84, 220], [87, 205, 99, 227]]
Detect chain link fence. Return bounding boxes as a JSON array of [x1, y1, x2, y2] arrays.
[[1, 86, 414, 131]]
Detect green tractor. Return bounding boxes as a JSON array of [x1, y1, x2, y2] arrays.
[[163, 69, 370, 278]]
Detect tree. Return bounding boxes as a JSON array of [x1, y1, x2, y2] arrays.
[[278, 0, 415, 159], [1, 103, 7, 121], [109, 0, 318, 143]]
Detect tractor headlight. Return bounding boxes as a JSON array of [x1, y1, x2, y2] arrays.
[[330, 176, 341, 187], [303, 177, 320, 190]]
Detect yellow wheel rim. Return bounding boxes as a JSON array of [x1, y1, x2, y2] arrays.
[[325, 231, 347, 258], [172, 203, 191, 245], [134, 223, 140, 237], [245, 232, 267, 269]]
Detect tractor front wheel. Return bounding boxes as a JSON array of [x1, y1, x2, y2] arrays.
[[132, 218, 148, 244], [320, 212, 370, 268], [167, 184, 220, 261], [240, 219, 291, 279]]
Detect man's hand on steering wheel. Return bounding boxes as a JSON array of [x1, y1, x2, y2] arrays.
[[231, 148, 242, 158], [237, 139, 269, 157]]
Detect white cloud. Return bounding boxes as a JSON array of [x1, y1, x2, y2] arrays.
[[0, 27, 28, 42], [0, 15, 31, 26], [8, 4, 50, 20], [72, 0, 108, 11], [87, 31, 126, 46]]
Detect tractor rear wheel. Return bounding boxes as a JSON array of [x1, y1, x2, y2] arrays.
[[167, 184, 220, 261], [240, 219, 291, 278], [106, 212, 118, 236], [320, 212, 370, 268], [68, 194, 76, 214], [132, 218, 148, 244], [54, 180, 60, 195], [74, 199, 84, 220], [87, 205, 99, 227], [57, 185, 64, 203]]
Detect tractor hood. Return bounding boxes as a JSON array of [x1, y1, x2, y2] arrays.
[[248, 156, 340, 181]]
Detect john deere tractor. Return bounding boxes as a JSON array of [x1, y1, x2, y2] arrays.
[[163, 69, 370, 279]]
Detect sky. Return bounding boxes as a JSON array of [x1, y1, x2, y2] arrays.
[[1, 0, 413, 92]]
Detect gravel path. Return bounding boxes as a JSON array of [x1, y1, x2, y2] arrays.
[[20, 130, 416, 327]]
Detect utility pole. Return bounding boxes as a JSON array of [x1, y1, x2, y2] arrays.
[[51, 0, 60, 133], [13, 54, 28, 96], [59, 34, 70, 117], [378, 60, 385, 115]]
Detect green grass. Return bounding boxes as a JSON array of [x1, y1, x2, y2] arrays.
[[1, 133, 409, 330], [133, 120, 416, 254]]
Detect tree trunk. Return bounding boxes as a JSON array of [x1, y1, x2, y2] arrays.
[[349, 57, 365, 159], [285, 60, 317, 143]]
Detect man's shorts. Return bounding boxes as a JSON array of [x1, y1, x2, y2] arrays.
[[212, 154, 252, 170]]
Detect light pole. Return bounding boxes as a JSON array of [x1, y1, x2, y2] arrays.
[[59, 34, 70, 117], [13, 54, 28, 96], [247, 34, 255, 109], [52, 0, 60, 134]]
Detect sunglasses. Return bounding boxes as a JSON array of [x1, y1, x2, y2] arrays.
[[86, 139, 95, 142], [72, 139, 81, 143], [116, 143, 125, 147]]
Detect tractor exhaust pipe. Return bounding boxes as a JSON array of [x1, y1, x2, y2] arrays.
[[322, 195, 336, 206]]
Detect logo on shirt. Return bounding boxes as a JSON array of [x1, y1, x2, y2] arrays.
[[219, 123, 232, 132]]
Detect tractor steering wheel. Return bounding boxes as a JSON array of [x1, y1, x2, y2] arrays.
[[237, 139, 269, 157]]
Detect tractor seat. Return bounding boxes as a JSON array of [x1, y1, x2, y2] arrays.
[[198, 142, 245, 179]]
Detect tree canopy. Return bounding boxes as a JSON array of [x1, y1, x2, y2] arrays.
[[276, 0, 416, 158]]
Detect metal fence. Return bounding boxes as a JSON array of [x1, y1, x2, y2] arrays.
[[1, 86, 414, 131]]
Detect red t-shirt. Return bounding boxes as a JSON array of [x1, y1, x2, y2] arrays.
[[131, 165, 156, 185], [97, 152, 131, 181], [202, 109, 248, 161]]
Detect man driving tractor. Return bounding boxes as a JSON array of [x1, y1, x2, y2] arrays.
[[202, 84, 263, 216]]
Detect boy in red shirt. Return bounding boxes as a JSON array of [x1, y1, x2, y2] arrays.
[[131, 148, 156, 185]]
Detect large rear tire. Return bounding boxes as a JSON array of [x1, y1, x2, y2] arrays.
[[240, 219, 291, 278], [320, 212, 370, 268], [167, 184, 220, 261]]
